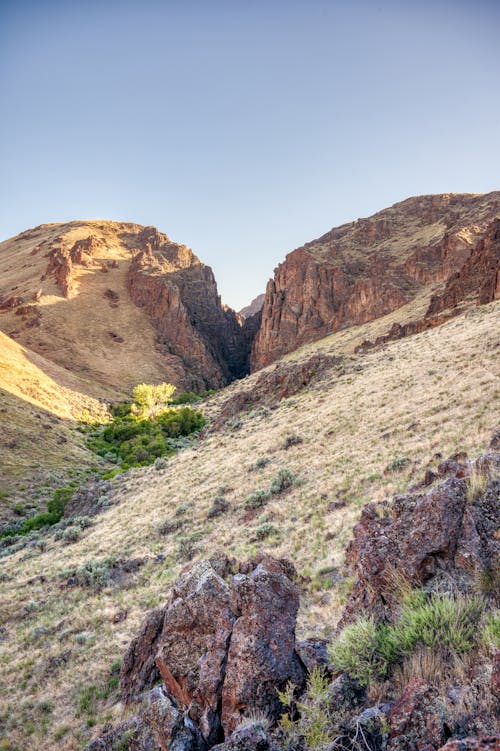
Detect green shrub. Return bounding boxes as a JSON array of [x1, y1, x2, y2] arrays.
[[132, 382, 176, 414], [87, 406, 205, 469], [171, 389, 214, 405], [245, 489, 271, 509], [390, 591, 483, 655], [255, 522, 278, 540], [61, 525, 81, 544], [254, 456, 271, 470], [328, 616, 390, 686], [270, 468, 297, 494], [387, 456, 411, 472], [481, 611, 500, 649], [328, 592, 486, 687], [279, 667, 332, 749], [0, 486, 75, 539], [62, 557, 116, 590]]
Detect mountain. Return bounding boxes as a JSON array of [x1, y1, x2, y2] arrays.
[[252, 192, 500, 369], [239, 293, 265, 319], [0, 196, 499, 750], [0, 221, 252, 393]]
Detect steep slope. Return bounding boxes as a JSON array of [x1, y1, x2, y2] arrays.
[[0, 299, 498, 750], [239, 293, 265, 319], [252, 192, 500, 369], [0, 331, 107, 518], [0, 221, 250, 393]]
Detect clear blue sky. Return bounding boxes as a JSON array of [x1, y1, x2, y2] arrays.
[[1, 0, 499, 310]]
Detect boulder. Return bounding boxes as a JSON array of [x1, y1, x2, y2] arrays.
[[340, 452, 500, 624], [120, 555, 306, 746], [120, 607, 164, 702], [221, 557, 306, 735], [386, 678, 448, 751], [211, 722, 274, 751]]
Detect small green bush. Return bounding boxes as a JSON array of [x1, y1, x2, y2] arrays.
[[0, 486, 75, 539], [245, 489, 271, 509], [254, 456, 271, 470], [171, 389, 214, 404], [279, 667, 332, 749], [62, 557, 116, 590], [387, 456, 411, 472], [481, 611, 500, 649], [329, 592, 486, 687], [270, 468, 297, 494], [255, 522, 277, 540]]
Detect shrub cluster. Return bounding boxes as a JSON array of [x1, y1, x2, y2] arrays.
[[328, 590, 487, 686], [245, 468, 298, 509], [0, 485, 76, 539], [88, 405, 205, 469]]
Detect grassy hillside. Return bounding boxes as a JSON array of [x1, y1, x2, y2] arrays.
[[0, 299, 498, 749], [0, 221, 188, 394], [0, 332, 110, 520]]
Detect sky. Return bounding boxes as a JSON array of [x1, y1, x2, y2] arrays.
[[1, 0, 499, 310]]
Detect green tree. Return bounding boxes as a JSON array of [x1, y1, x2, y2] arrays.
[[132, 382, 176, 415]]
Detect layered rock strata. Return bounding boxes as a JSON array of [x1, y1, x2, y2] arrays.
[[252, 192, 500, 369]]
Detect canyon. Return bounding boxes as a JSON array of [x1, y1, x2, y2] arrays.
[[1, 192, 499, 400]]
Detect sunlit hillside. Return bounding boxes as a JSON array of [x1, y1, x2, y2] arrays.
[[0, 299, 498, 750]]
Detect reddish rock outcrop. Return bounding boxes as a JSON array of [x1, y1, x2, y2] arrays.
[[42, 233, 105, 297], [354, 312, 456, 353], [386, 678, 447, 751], [239, 293, 265, 320], [0, 295, 24, 310], [120, 555, 306, 746], [340, 449, 500, 625], [252, 192, 500, 370], [126, 227, 253, 388], [428, 218, 500, 315], [214, 352, 342, 429]]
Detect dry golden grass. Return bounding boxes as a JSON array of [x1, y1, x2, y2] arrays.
[[0, 332, 108, 513], [0, 221, 182, 396], [0, 300, 499, 749]]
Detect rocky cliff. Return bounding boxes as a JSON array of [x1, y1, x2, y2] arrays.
[[126, 226, 250, 387], [251, 192, 500, 369], [0, 221, 253, 393]]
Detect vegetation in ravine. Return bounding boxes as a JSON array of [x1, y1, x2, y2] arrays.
[[1, 383, 206, 540]]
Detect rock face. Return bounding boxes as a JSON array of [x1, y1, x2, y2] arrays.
[[239, 293, 265, 320], [127, 227, 252, 387], [213, 352, 342, 430], [428, 217, 500, 315], [340, 446, 500, 626], [251, 192, 500, 369], [0, 220, 256, 392], [120, 555, 306, 747]]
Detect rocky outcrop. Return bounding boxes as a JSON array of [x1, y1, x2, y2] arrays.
[[120, 554, 305, 747], [42, 234, 104, 297], [340, 444, 500, 626], [437, 738, 500, 751], [239, 294, 265, 320], [386, 678, 448, 751], [428, 218, 500, 315], [252, 192, 500, 370], [126, 227, 253, 389], [213, 352, 342, 429], [354, 312, 457, 353]]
